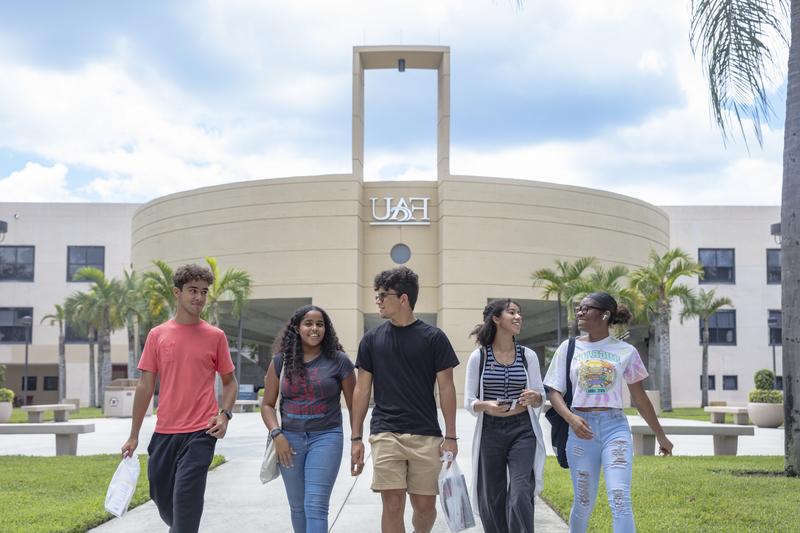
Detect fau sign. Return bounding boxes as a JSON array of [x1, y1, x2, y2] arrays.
[[370, 197, 430, 226]]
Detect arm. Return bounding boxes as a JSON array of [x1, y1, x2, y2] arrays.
[[629, 381, 673, 455], [260, 360, 295, 467], [350, 368, 372, 476], [464, 348, 515, 417], [207, 371, 237, 439], [341, 370, 356, 420], [519, 348, 545, 410], [547, 388, 594, 440], [436, 367, 458, 460], [121, 371, 156, 458]]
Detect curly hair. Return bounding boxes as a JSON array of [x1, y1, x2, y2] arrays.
[[373, 266, 419, 309], [173, 264, 214, 289], [272, 305, 343, 382], [470, 298, 519, 346]]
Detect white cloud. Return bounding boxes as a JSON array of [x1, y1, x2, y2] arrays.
[[0, 163, 84, 202]]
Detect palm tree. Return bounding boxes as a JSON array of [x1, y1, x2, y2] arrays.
[[118, 269, 147, 378], [630, 249, 703, 411], [73, 267, 123, 406], [64, 292, 100, 407], [531, 257, 597, 344], [40, 305, 66, 403], [143, 259, 176, 323], [690, 0, 799, 476], [203, 256, 252, 327], [679, 289, 734, 407]]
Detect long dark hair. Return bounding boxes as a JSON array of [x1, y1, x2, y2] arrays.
[[470, 298, 519, 346], [272, 305, 343, 382]]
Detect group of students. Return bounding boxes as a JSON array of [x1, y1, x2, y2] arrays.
[[121, 263, 674, 533]]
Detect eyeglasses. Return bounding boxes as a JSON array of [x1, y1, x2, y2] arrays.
[[375, 291, 401, 301], [575, 305, 604, 315]]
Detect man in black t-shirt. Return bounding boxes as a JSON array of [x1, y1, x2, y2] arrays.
[[351, 266, 459, 533]]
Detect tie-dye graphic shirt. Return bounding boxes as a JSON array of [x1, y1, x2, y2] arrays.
[[543, 336, 648, 408]]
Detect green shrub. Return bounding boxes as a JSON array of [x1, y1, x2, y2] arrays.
[[0, 364, 6, 387], [754, 369, 775, 390], [0, 388, 14, 403], [748, 389, 783, 403], [258, 388, 264, 398]]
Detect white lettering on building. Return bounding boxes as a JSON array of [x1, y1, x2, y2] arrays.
[[370, 197, 430, 226]]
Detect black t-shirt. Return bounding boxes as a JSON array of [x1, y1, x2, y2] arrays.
[[356, 319, 459, 437], [274, 351, 354, 432]]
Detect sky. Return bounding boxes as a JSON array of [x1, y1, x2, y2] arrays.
[[0, 0, 787, 206]]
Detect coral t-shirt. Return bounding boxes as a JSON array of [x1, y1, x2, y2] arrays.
[[543, 336, 648, 409], [138, 319, 235, 434]]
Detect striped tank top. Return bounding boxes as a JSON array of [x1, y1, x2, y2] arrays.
[[482, 344, 527, 401]]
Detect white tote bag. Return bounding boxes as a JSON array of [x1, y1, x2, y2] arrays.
[[105, 455, 140, 518], [260, 363, 284, 484], [437, 452, 476, 532]]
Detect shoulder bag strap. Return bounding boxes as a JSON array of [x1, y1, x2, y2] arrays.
[[564, 337, 576, 406], [476, 346, 487, 398]]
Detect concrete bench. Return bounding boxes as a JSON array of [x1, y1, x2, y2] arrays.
[[20, 403, 78, 423], [630, 423, 754, 456], [0, 422, 95, 455], [704, 406, 750, 425], [233, 399, 261, 413]]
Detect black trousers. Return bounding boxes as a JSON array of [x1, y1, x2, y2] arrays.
[[477, 412, 537, 533], [147, 430, 217, 533]]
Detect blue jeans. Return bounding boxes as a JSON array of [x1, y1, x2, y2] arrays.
[[566, 409, 635, 533], [279, 427, 343, 533]]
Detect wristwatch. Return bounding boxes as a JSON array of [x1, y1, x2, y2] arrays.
[[219, 408, 232, 421], [270, 428, 283, 439]]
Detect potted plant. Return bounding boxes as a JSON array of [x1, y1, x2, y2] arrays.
[[747, 369, 784, 428], [0, 388, 14, 422]]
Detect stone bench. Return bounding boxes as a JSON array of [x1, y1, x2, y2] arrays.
[[20, 403, 78, 423], [0, 422, 95, 455], [704, 406, 750, 425], [233, 399, 261, 413], [630, 423, 754, 456]]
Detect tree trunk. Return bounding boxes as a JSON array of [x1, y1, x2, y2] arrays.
[[88, 329, 97, 408], [100, 320, 113, 407], [556, 293, 563, 345], [657, 303, 672, 412], [57, 327, 66, 404], [701, 324, 710, 408], [783, 0, 800, 477], [646, 323, 660, 390], [127, 313, 137, 379]]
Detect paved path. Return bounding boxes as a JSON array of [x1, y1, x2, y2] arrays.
[[0, 409, 784, 532]]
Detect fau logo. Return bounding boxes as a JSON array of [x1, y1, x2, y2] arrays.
[[370, 197, 430, 226]]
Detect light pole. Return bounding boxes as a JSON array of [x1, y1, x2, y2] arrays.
[[21, 315, 33, 406]]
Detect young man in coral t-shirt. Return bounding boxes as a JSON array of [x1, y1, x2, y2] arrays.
[[121, 264, 238, 532]]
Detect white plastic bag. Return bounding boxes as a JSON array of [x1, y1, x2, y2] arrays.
[[437, 452, 476, 532], [104, 456, 140, 518]]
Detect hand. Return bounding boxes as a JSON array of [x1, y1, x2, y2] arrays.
[[518, 389, 542, 408], [121, 437, 138, 458], [568, 414, 594, 440], [351, 440, 365, 476], [206, 414, 229, 439], [657, 434, 673, 456], [275, 434, 295, 467], [481, 400, 512, 417], [441, 437, 458, 466]]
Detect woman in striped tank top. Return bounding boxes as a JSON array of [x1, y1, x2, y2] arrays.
[[464, 299, 546, 533]]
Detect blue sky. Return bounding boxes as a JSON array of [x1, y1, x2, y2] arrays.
[[0, 1, 786, 204]]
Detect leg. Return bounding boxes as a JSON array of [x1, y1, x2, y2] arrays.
[[279, 431, 309, 533], [409, 494, 437, 533], [713, 435, 739, 455], [601, 421, 635, 533], [171, 431, 216, 533], [405, 435, 444, 533], [303, 429, 343, 533], [476, 418, 511, 533], [147, 432, 180, 527], [567, 415, 602, 533], [506, 417, 536, 533], [380, 489, 407, 533]]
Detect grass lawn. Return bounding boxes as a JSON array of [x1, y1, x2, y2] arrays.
[[8, 407, 107, 423], [541, 455, 799, 532], [0, 454, 225, 533]]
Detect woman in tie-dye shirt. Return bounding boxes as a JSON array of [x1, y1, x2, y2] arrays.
[[544, 292, 673, 533]]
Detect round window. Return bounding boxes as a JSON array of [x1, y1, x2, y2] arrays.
[[390, 243, 411, 265]]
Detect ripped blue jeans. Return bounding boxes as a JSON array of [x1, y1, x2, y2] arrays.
[[566, 409, 635, 533]]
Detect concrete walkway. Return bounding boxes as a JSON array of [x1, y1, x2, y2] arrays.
[[0, 409, 784, 532]]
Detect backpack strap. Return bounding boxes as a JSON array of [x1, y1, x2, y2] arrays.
[[563, 337, 576, 405]]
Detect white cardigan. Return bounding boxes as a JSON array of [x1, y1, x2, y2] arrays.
[[463, 346, 546, 512]]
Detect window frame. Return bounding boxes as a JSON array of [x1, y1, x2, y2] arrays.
[[698, 248, 736, 285], [700, 375, 716, 390], [0, 245, 35, 282], [768, 309, 782, 346], [722, 375, 738, 391], [700, 309, 737, 346], [0, 307, 34, 344], [66, 245, 105, 282], [766, 248, 781, 285]]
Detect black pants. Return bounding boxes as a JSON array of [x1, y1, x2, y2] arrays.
[[477, 412, 537, 533], [147, 430, 217, 533]]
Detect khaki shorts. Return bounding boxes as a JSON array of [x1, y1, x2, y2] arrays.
[[369, 432, 442, 495]]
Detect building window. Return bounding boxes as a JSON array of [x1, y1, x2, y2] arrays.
[[769, 310, 782, 346], [722, 375, 738, 391], [21, 376, 37, 391], [776, 376, 784, 390], [390, 243, 411, 265], [0, 307, 34, 343], [67, 246, 105, 281], [767, 249, 781, 284], [700, 310, 737, 345], [43, 376, 59, 391], [0, 245, 35, 282], [698, 248, 735, 284], [65, 322, 91, 344], [700, 375, 716, 390]]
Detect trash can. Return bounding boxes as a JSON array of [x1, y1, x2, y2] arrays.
[[104, 379, 153, 417]]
